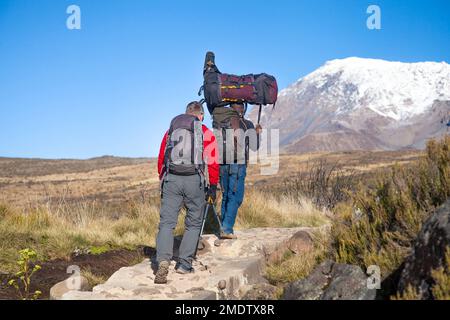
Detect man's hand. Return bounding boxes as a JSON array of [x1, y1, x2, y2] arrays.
[[255, 124, 262, 134], [206, 184, 217, 203]]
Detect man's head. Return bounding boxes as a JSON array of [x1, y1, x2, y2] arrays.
[[186, 101, 205, 121], [231, 103, 245, 117]]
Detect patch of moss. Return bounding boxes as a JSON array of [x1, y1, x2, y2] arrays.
[[89, 245, 110, 255]]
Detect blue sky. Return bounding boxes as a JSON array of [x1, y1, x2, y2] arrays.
[[0, 0, 449, 159]]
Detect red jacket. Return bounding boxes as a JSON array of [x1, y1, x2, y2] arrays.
[[157, 124, 219, 185]]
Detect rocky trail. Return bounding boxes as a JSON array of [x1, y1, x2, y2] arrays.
[[55, 227, 319, 300]]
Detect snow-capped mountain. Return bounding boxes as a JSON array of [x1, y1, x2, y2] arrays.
[[250, 57, 450, 152]]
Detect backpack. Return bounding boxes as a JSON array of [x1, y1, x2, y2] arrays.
[[202, 72, 278, 113], [164, 114, 204, 176], [200, 52, 278, 114], [211, 106, 240, 130]]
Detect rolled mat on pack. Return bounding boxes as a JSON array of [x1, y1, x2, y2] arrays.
[[200, 52, 278, 115]]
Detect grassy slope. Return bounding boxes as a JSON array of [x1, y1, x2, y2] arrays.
[[3, 144, 446, 298], [0, 190, 328, 273]]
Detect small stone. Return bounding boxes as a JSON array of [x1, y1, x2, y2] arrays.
[[218, 280, 226, 290]]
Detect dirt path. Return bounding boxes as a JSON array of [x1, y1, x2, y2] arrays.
[[61, 227, 319, 300]]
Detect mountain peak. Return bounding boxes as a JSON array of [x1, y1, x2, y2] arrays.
[[323, 56, 449, 68], [300, 57, 450, 120], [251, 57, 450, 152]]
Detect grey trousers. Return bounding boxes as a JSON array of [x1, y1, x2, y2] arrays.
[[156, 173, 206, 270]]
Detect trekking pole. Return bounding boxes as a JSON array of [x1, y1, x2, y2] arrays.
[[194, 200, 211, 259], [257, 104, 262, 125], [210, 202, 224, 236]]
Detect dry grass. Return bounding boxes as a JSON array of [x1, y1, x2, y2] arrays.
[[0, 188, 328, 273], [0, 147, 430, 290], [392, 247, 450, 300], [236, 190, 329, 229], [391, 285, 422, 300], [81, 268, 108, 289], [0, 200, 160, 273], [0, 151, 421, 208], [431, 247, 450, 300]]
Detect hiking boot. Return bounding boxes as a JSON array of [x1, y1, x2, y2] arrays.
[[220, 232, 237, 240], [175, 265, 195, 275], [154, 261, 170, 284]]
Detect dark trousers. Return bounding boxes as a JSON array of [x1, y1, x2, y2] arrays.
[[156, 173, 205, 269]]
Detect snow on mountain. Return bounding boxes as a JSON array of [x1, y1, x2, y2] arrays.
[[250, 57, 450, 152], [304, 57, 450, 120]]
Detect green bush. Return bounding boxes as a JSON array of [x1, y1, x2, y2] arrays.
[[8, 248, 42, 300], [331, 136, 450, 277]]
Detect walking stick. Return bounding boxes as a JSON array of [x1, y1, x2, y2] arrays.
[[194, 201, 210, 259], [257, 104, 262, 125], [194, 197, 224, 259]]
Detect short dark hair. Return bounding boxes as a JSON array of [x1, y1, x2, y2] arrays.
[[186, 101, 204, 116]]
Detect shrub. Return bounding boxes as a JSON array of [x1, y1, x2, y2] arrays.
[[392, 247, 450, 300], [331, 136, 450, 278], [8, 248, 42, 300], [431, 247, 450, 300], [282, 159, 358, 209]]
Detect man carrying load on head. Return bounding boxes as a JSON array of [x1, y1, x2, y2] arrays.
[[218, 103, 261, 239]]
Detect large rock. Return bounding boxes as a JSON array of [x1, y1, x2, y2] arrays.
[[50, 275, 90, 300], [282, 260, 376, 300], [397, 199, 450, 299], [242, 283, 279, 300], [266, 230, 314, 265]]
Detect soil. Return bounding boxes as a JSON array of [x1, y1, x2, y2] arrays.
[[0, 246, 155, 300]]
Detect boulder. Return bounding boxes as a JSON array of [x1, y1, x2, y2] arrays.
[[50, 275, 90, 300], [287, 230, 314, 254], [397, 199, 450, 299], [282, 260, 376, 300], [267, 230, 314, 265]]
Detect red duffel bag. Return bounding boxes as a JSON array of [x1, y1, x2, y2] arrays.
[[201, 51, 278, 114], [219, 74, 257, 103]]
